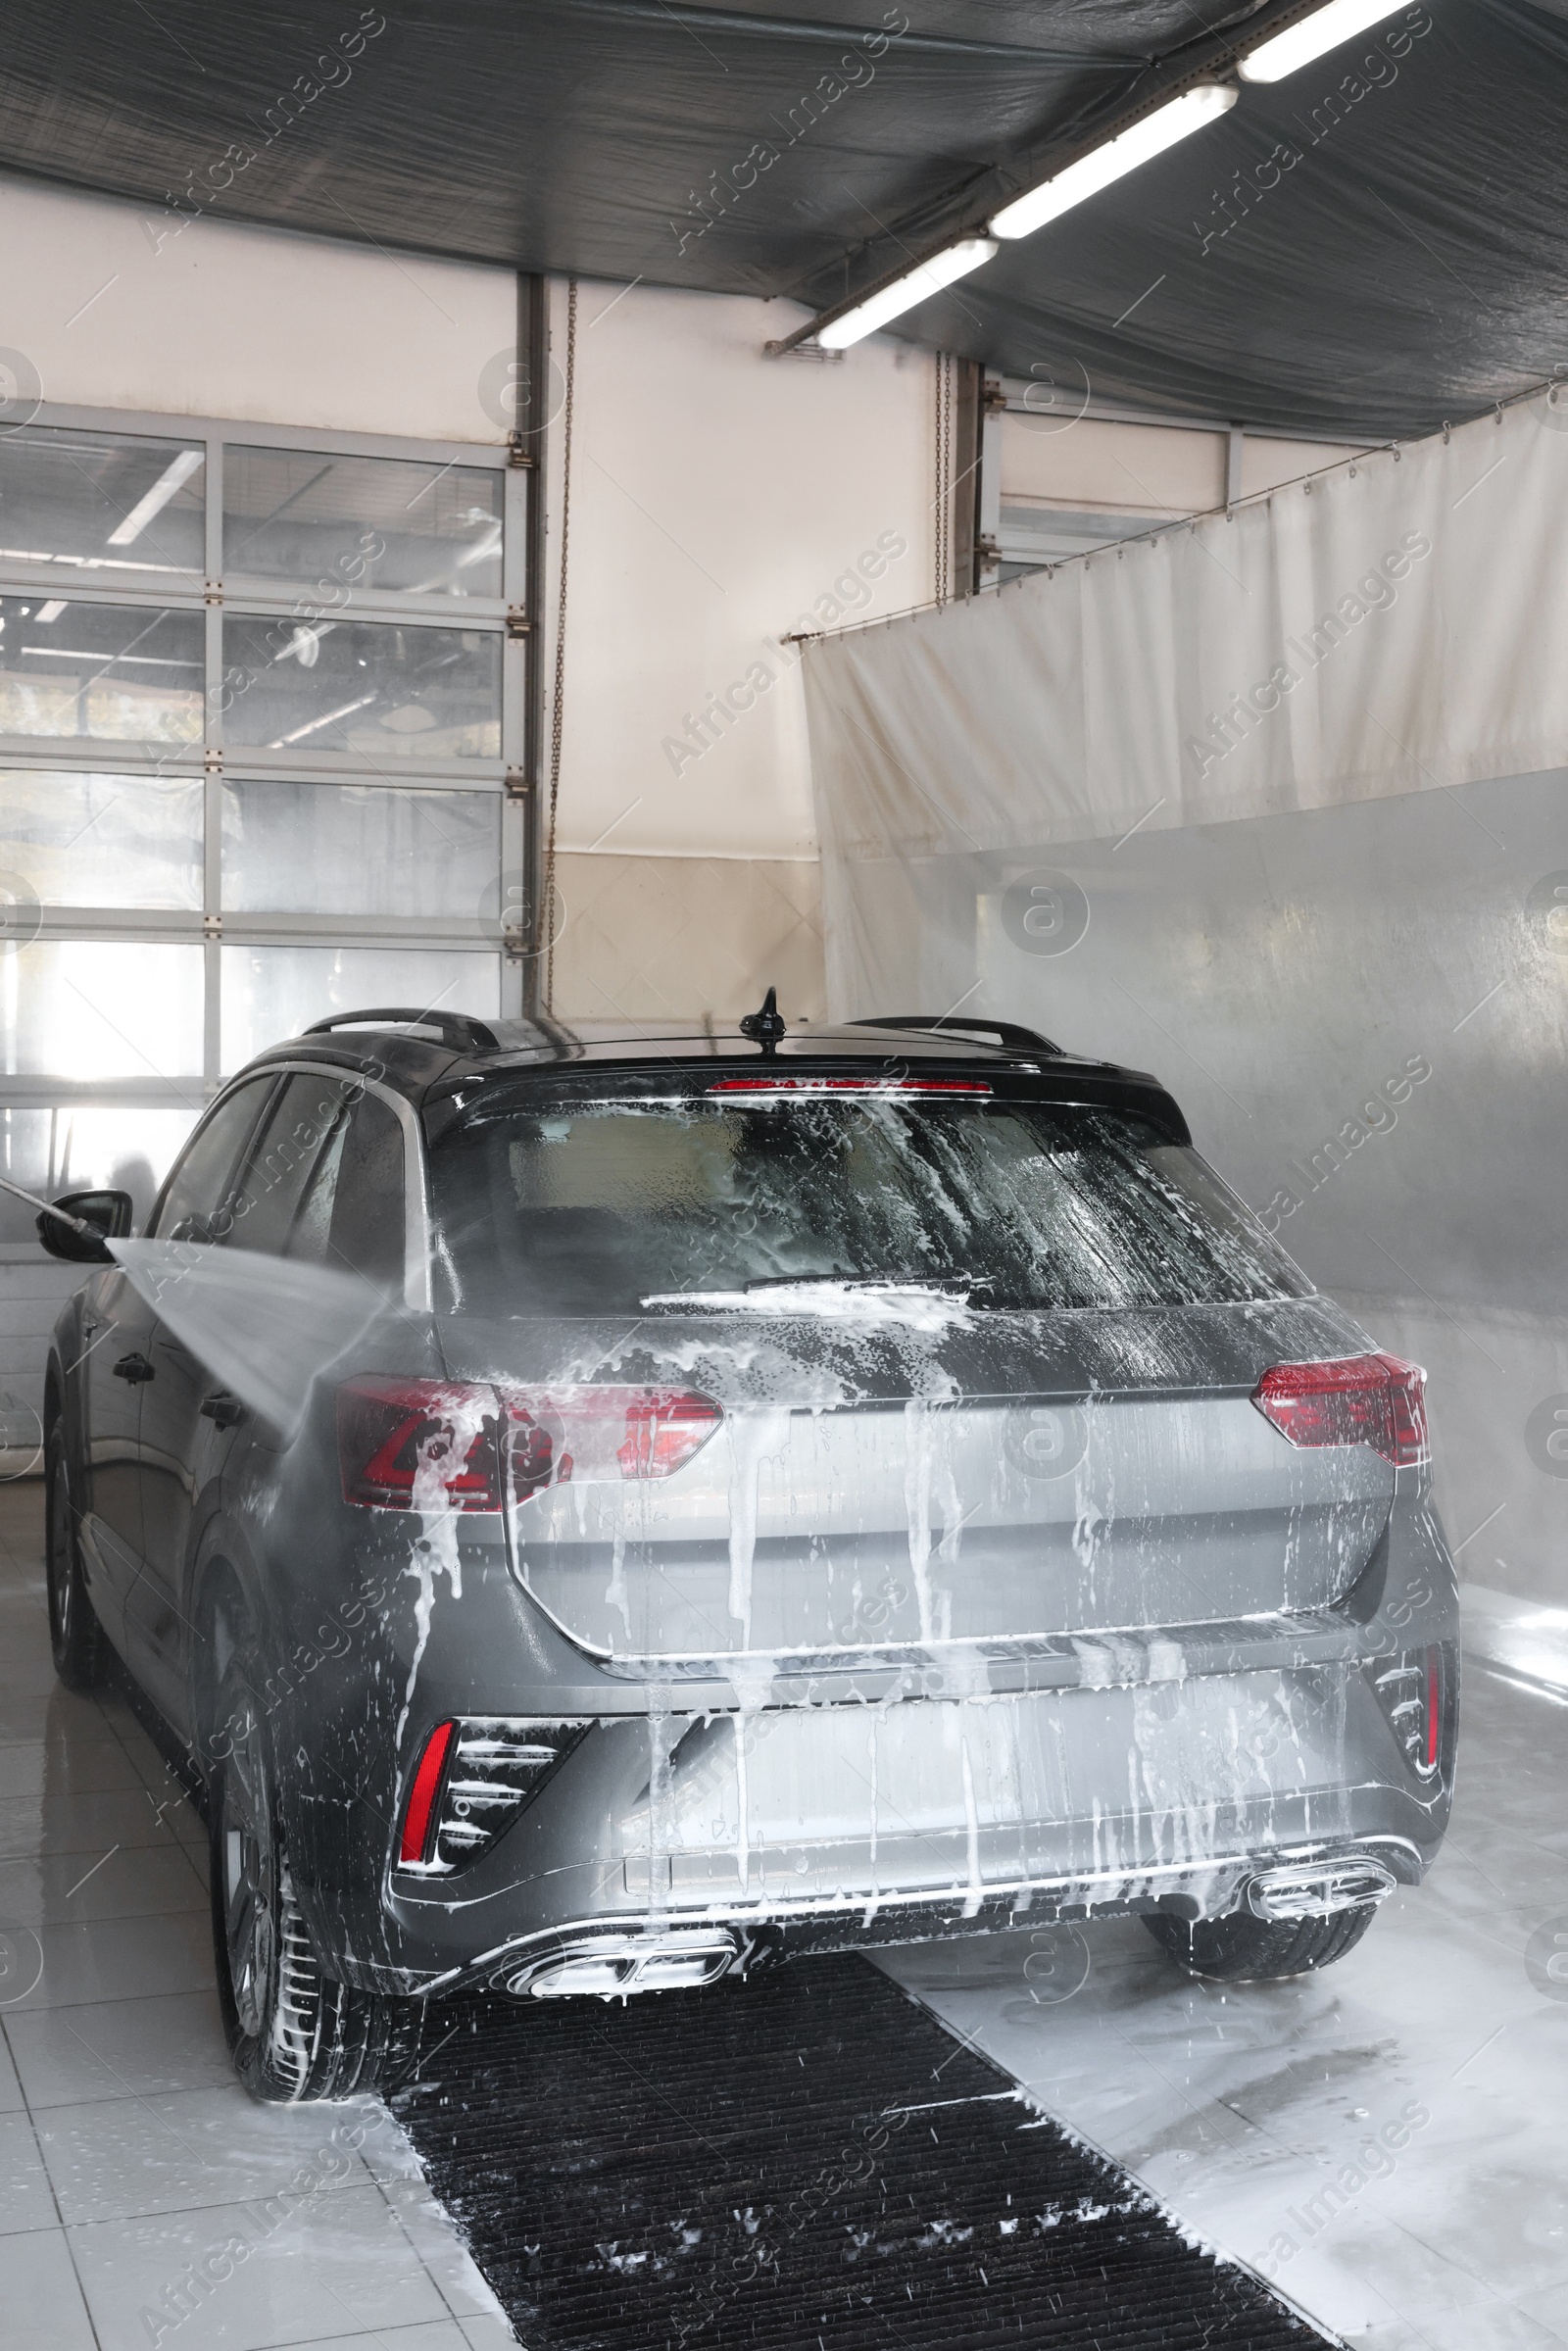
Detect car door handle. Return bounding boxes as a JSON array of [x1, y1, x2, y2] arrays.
[[112, 1352, 155, 1384], [199, 1392, 245, 1429]]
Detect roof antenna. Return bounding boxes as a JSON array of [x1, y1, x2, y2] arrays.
[[739, 986, 787, 1055]]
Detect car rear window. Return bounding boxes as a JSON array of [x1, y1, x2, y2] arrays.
[[426, 1089, 1310, 1316]]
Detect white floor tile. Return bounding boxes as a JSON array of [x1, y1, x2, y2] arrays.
[[0, 1734, 146, 1800], [0, 2106, 61, 2234], [263, 2327, 486, 2351], [0, 2224, 97, 2349], [9, 1905, 214, 2011], [34, 2082, 380, 2226], [70, 2181, 456, 2351], [0, 1840, 207, 1929], [0, 1784, 201, 1863], [6, 1987, 235, 2107]]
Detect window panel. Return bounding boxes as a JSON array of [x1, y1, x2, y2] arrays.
[[223, 447, 503, 598], [220, 613, 501, 759], [0, 942, 205, 1079], [0, 598, 204, 744], [0, 425, 204, 581], [220, 944, 500, 1072], [148, 1077, 277, 1242], [0, 1103, 196, 1244], [3, 769, 203, 908], [220, 779, 499, 916]]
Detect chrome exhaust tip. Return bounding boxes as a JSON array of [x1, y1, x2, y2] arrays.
[[498, 1928, 741, 2000], [1247, 1856, 1397, 1922]]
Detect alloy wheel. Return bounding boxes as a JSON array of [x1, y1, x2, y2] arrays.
[[220, 1695, 276, 2043]]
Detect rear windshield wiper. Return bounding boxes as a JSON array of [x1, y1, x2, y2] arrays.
[[639, 1274, 995, 1310]]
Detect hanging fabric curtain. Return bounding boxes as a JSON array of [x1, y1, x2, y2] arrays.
[[804, 387, 1568, 1008]]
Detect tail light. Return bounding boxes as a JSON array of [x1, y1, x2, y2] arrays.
[[710, 1076, 991, 1096], [337, 1379, 720, 1510], [1370, 1644, 1450, 1781], [1250, 1353, 1428, 1467], [398, 1716, 590, 1873]]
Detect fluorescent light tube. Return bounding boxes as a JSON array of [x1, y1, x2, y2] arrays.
[[1238, 0, 1409, 80], [817, 238, 999, 351], [106, 448, 205, 547], [990, 83, 1238, 241]]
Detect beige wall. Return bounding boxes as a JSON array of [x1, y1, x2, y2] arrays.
[[1000, 404, 1356, 522], [0, 171, 514, 441], [552, 853, 824, 1025]]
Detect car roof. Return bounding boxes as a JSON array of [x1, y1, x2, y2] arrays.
[[240, 1008, 1190, 1140]]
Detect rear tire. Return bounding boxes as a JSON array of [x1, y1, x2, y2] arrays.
[[1144, 1902, 1378, 1982], [207, 1656, 421, 2102], [45, 1429, 109, 1690]]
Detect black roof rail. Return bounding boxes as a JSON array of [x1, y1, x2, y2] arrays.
[[303, 1006, 503, 1053], [853, 1013, 1061, 1056]]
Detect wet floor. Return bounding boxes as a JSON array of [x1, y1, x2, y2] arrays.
[[0, 1483, 514, 2351], [882, 1647, 1568, 2349]]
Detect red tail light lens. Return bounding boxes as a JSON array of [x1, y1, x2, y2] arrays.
[[617, 1390, 723, 1477], [336, 1380, 502, 1510], [1251, 1352, 1428, 1467], [400, 1718, 456, 1865], [338, 1378, 721, 1509]]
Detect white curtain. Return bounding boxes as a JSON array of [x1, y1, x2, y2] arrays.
[[805, 388, 1568, 932]]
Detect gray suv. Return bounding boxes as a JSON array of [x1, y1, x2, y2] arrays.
[[38, 1005, 1457, 2102]]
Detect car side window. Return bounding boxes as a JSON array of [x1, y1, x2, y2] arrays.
[[225, 1073, 356, 1256], [148, 1078, 277, 1242], [312, 1094, 407, 1291]]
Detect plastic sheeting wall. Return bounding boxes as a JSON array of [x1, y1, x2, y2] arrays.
[[804, 393, 1568, 1606]]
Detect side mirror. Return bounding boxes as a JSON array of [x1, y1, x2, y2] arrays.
[[37, 1189, 134, 1266]]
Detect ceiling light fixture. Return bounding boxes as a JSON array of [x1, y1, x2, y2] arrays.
[[990, 83, 1238, 241], [1238, 0, 1409, 81], [815, 237, 999, 351], [105, 448, 205, 548]]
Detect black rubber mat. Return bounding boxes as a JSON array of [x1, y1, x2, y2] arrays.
[[393, 1954, 1324, 2350]]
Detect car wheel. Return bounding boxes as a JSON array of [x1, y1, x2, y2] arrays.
[[207, 1657, 422, 2102], [45, 1429, 109, 1690], [1144, 1902, 1378, 1982]]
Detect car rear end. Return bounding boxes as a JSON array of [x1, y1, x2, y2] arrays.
[[300, 1037, 1456, 2001]]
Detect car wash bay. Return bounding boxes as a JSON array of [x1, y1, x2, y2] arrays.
[[4, 0, 1568, 2345]]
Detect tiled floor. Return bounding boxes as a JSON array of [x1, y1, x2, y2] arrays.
[[0, 1483, 516, 2351], [883, 1625, 1568, 2351]]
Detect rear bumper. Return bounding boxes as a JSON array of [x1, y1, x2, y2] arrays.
[[405, 1833, 1423, 2001], [318, 1642, 1453, 1994], [286, 1494, 1458, 1998]]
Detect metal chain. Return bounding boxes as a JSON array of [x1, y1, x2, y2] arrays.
[[544, 277, 577, 1014], [934, 353, 951, 608]]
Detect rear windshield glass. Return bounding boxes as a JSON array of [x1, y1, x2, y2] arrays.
[[426, 1091, 1310, 1315]]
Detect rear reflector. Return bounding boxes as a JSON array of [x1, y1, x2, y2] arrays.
[[1371, 1643, 1447, 1781], [338, 1378, 721, 1510], [397, 1717, 591, 1874], [709, 1076, 991, 1096], [399, 1719, 456, 1866], [1250, 1352, 1428, 1467]]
